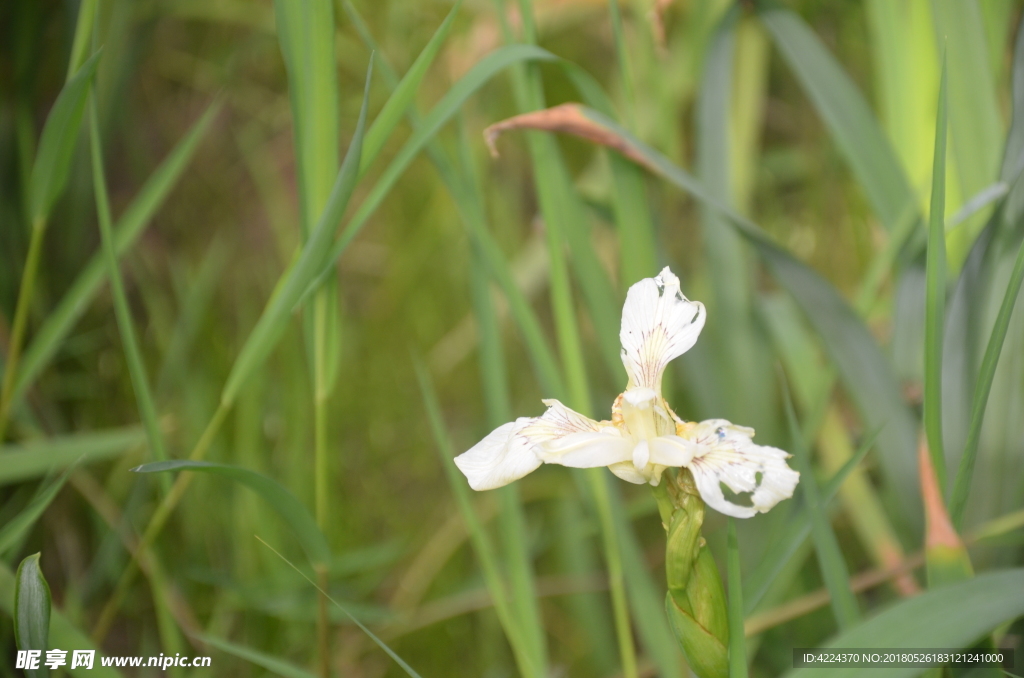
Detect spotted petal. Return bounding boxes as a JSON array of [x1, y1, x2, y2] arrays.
[[619, 267, 706, 392], [682, 419, 800, 518], [520, 399, 631, 468], [454, 400, 631, 491], [454, 418, 542, 491]]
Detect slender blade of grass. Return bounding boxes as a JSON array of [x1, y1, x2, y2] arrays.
[[255, 536, 424, 678], [757, 3, 918, 235], [0, 464, 76, 556], [29, 51, 101, 223], [932, 0, 1003, 258], [782, 570, 1024, 678], [783, 385, 860, 630], [727, 520, 747, 678], [505, 3, 636, 674], [949, 230, 1024, 526], [924, 57, 949, 493], [309, 44, 563, 289], [195, 634, 317, 678], [357, 0, 462, 173], [0, 427, 144, 486], [14, 101, 220, 407], [273, 0, 338, 240], [221, 61, 370, 406], [462, 129, 549, 671], [88, 95, 167, 471], [415, 362, 542, 678], [132, 460, 330, 566], [14, 554, 51, 678]]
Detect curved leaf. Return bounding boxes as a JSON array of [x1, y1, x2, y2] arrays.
[[132, 460, 330, 566], [783, 569, 1024, 678], [14, 554, 51, 678], [757, 3, 918, 234], [0, 427, 144, 486], [29, 51, 101, 222], [15, 101, 220, 406]]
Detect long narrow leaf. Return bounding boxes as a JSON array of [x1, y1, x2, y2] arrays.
[[0, 427, 144, 486], [358, 0, 461, 173], [949, 232, 1024, 526], [0, 465, 76, 555], [132, 460, 330, 566], [14, 554, 51, 678], [757, 4, 918, 234], [783, 569, 1024, 678], [727, 520, 747, 678], [923, 59, 949, 492], [15, 101, 220, 405], [221, 61, 371, 406], [783, 388, 860, 630], [195, 633, 316, 678], [29, 52, 101, 222]]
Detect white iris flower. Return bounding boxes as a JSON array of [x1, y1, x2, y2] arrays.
[[454, 267, 799, 518]]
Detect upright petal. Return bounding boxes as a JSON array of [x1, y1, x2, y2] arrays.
[[619, 267, 706, 391], [454, 418, 542, 491], [520, 399, 632, 468], [681, 419, 800, 518]]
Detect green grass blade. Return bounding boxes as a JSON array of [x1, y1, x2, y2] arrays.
[[415, 362, 541, 678], [343, 10, 566, 396], [221, 61, 370, 406], [358, 0, 461, 173], [743, 428, 879, 614], [88, 96, 167, 468], [949, 232, 1024, 526], [132, 460, 330, 566], [932, 0, 1003, 256], [697, 5, 767, 427], [464, 138, 548, 670], [0, 427, 144, 486], [0, 465, 76, 556], [783, 569, 1024, 678], [757, 4, 918, 235], [727, 520, 747, 678], [195, 633, 317, 678], [506, 4, 636, 673], [14, 554, 51, 678], [29, 51, 101, 223], [924, 57, 949, 493], [66, 0, 99, 81], [14, 101, 220, 406], [783, 386, 860, 630], [256, 537, 423, 678], [273, 0, 338, 239], [312, 44, 560, 281]]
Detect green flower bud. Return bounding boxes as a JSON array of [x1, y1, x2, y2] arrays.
[[661, 470, 729, 678]]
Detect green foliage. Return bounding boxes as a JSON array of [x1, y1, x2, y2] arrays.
[[14, 554, 51, 678], [1, 1, 1023, 676]]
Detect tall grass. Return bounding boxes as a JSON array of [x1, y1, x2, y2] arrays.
[[1, 0, 1023, 676]]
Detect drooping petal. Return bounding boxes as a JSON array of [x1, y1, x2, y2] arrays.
[[681, 419, 800, 518], [520, 399, 632, 468], [608, 461, 649, 484], [619, 267, 706, 392], [454, 418, 542, 491]]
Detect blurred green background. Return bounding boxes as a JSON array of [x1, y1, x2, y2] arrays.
[[2, 0, 1024, 676]]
